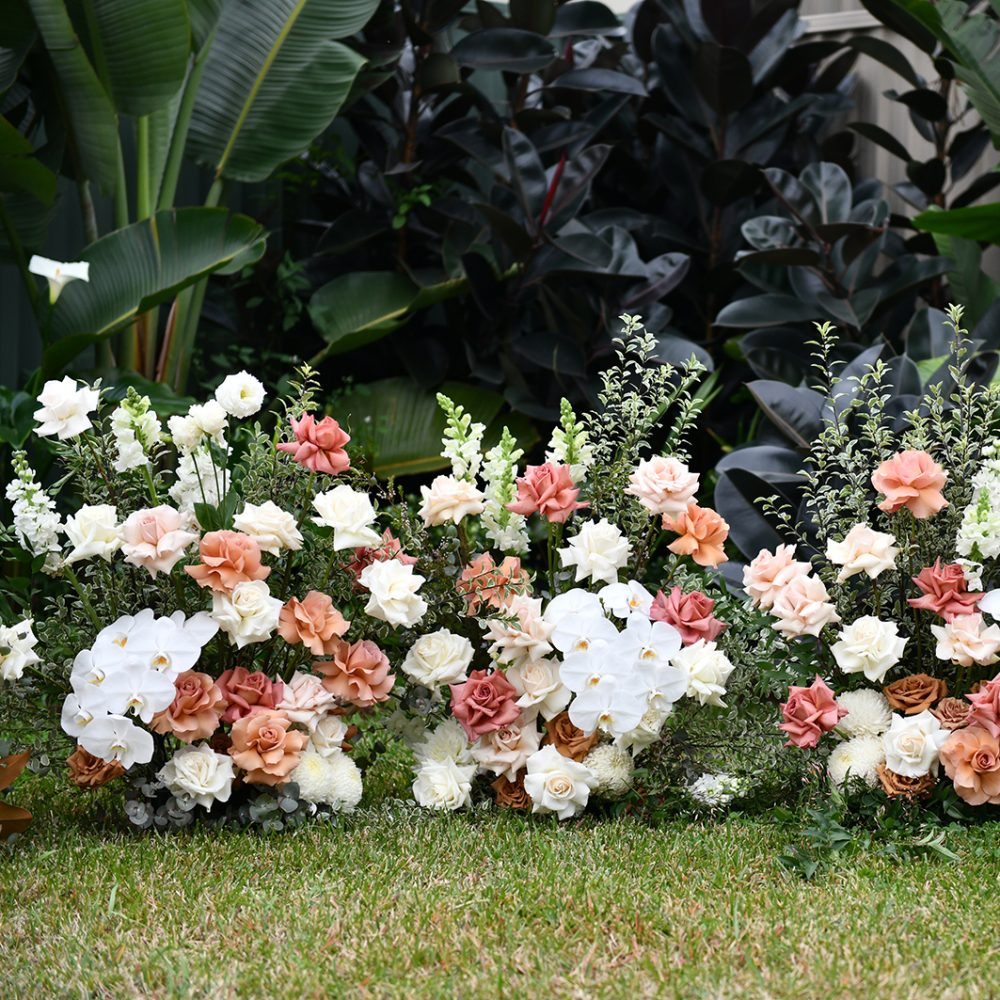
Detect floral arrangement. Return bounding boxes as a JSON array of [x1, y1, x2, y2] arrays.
[[747, 308, 1000, 813], [0, 315, 765, 830]]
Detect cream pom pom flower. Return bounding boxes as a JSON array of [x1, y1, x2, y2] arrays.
[[215, 371, 266, 418], [412, 718, 474, 766], [828, 735, 885, 787], [583, 744, 634, 798], [831, 617, 907, 683], [418, 474, 486, 526], [325, 749, 363, 812], [33, 376, 100, 440], [522, 744, 597, 819], [835, 689, 893, 739], [558, 518, 632, 586], [412, 758, 475, 810], [826, 523, 899, 583]]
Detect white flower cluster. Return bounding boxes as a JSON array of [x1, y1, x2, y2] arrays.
[[110, 388, 163, 473], [169, 446, 231, 514], [0, 618, 41, 683], [5, 451, 62, 573], [957, 454, 1000, 561]]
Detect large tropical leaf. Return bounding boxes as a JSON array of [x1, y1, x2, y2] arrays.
[[915, 203, 1000, 243], [0, 2, 36, 91], [44, 207, 266, 373], [188, 0, 378, 182]]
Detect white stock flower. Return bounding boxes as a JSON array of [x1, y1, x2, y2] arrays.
[[401, 629, 473, 688], [0, 619, 40, 683], [6, 453, 62, 570], [312, 485, 381, 550], [412, 758, 475, 810], [63, 504, 120, 564], [826, 524, 898, 583], [310, 715, 350, 758], [583, 744, 633, 798], [157, 743, 235, 808], [688, 772, 742, 808], [505, 657, 570, 720], [599, 580, 654, 618], [418, 474, 486, 526], [828, 736, 885, 788], [169, 447, 230, 514], [882, 711, 948, 778], [523, 744, 597, 819], [233, 500, 303, 555], [558, 518, 632, 586], [412, 718, 473, 766], [359, 559, 427, 629], [29, 254, 90, 302], [212, 580, 282, 648], [167, 414, 203, 453], [33, 377, 99, 439], [672, 640, 735, 707], [470, 718, 540, 781], [215, 371, 266, 418], [835, 689, 893, 739], [831, 617, 907, 683], [78, 714, 154, 770]]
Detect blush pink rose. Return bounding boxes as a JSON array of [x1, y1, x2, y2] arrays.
[[908, 559, 983, 622], [229, 710, 308, 786], [743, 544, 811, 609], [626, 456, 699, 516], [215, 666, 284, 724], [119, 505, 199, 577], [872, 450, 948, 518], [779, 676, 847, 749], [346, 529, 418, 586], [276, 413, 351, 475], [275, 671, 337, 729], [507, 463, 587, 523], [967, 674, 1000, 739], [770, 574, 840, 638], [185, 530, 270, 592], [450, 668, 521, 740], [650, 586, 726, 645]]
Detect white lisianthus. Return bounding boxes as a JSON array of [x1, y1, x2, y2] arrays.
[[826, 523, 899, 583], [233, 500, 303, 555], [418, 474, 486, 526], [0, 618, 40, 683], [412, 758, 475, 810], [214, 371, 266, 418], [834, 689, 893, 739], [64, 504, 120, 564], [33, 376, 100, 440], [157, 743, 235, 808], [29, 254, 90, 302], [831, 617, 906, 683], [312, 485, 381, 550], [167, 414, 203, 453], [688, 772, 742, 808], [558, 518, 632, 586], [522, 744, 597, 819], [828, 735, 885, 788], [672, 640, 735, 707], [310, 715, 351, 758], [168, 400, 228, 454], [359, 559, 427, 629], [882, 711, 948, 778], [583, 744, 634, 798], [505, 657, 570, 720], [401, 629, 473, 688], [211, 581, 282, 648], [78, 714, 154, 770], [412, 718, 474, 765]]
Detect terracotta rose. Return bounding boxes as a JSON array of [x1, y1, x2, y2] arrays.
[[876, 764, 936, 800], [151, 670, 225, 742], [492, 773, 533, 810], [215, 667, 284, 724], [314, 639, 395, 708], [185, 530, 270, 592], [228, 710, 308, 785], [543, 711, 601, 762], [883, 674, 947, 715], [932, 697, 971, 731], [67, 747, 125, 788]]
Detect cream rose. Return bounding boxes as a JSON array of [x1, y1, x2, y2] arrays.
[[826, 524, 899, 583], [672, 640, 735, 707], [626, 456, 699, 516], [33, 376, 99, 439], [233, 500, 303, 555], [119, 505, 198, 577], [470, 719, 540, 781], [276, 671, 336, 729], [156, 742, 235, 808], [931, 613, 1000, 667], [412, 758, 475, 810], [522, 744, 597, 819], [418, 474, 486, 526], [505, 657, 571, 719], [882, 711, 948, 778], [211, 580, 283, 648], [831, 616, 906, 683], [359, 559, 427, 629], [312, 485, 381, 550], [401, 629, 473, 687], [310, 714, 350, 757], [770, 574, 840, 637], [64, 504, 120, 564]]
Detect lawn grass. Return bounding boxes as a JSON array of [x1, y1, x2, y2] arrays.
[[3, 770, 1000, 999]]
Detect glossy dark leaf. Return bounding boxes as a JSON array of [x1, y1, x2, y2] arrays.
[[800, 162, 852, 224], [847, 34, 922, 87], [622, 252, 692, 310], [700, 0, 750, 47], [692, 43, 753, 113], [550, 1, 622, 37], [889, 88, 948, 122], [417, 52, 461, 89], [545, 144, 611, 231], [651, 330, 712, 370], [747, 380, 825, 446], [509, 0, 555, 34], [848, 122, 912, 162], [859, 0, 939, 54], [451, 28, 556, 71], [714, 463, 800, 559], [716, 294, 823, 328], [740, 215, 798, 250], [547, 68, 647, 96], [699, 159, 762, 206], [502, 127, 546, 230], [741, 327, 816, 383], [905, 157, 946, 197]]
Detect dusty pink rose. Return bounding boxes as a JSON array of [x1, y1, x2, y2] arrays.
[[967, 674, 1000, 738], [779, 676, 847, 749], [276, 413, 351, 474], [507, 463, 587, 523], [872, 449, 948, 518], [275, 670, 337, 729], [215, 666, 284, 724], [150, 670, 225, 742], [347, 529, 417, 585], [314, 639, 395, 708], [743, 544, 811, 609], [278, 591, 350, 656], [626, 456, 699, 516], [770, 574, 841, 638], [185, 530, 270, 592], [456, 554, 530, 615], [450, 668, 521, 740], [119, 505, 199, 577], [908, 559, 983, 622], [650, 586, 726, 646], [663, 504, 729, 567]]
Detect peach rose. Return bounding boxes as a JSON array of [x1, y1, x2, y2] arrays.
[[456, 553, 530, 615], [119, 505, 198, 577], [883, 674, 948, 716], [278, 591, 350, 656], [507, 463, 587, 523], [215, 666, 284, 724], [314, 639, 395, 708], [743, 544, 810, 609], [779, 675, 846, 748], [663, 503, 729, 567], [151, 670, 225, 741], [872, 450, 948, 518], [67, 747, 124, 788], [770, 574, 840, 638], [450, 668, 520, 740], [650, 586, 726, 646], [542, 711, 601, 762], [940, 726, 1000, 805], [276, 412, 350, 474], [626, 456, 699, 516], [933, 697, 972, 731], [908, 559, 983, 621], [185, 530, 270, 591], [967, 674, 1000, 738], [228, 710, 308, 785]]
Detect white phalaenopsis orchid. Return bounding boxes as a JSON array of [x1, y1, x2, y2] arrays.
[[568, 677, 647, 738], [91, 610, 219, 678], [599, 580, 655, 619], [549, 608, 619, 656], [559, 646, 632, 693], [29, 254, 90, 302], [94, 659, 176, 723], [615, 614, 683, 670], [78, 714, 154, 770], [542, 588, 604, 625]]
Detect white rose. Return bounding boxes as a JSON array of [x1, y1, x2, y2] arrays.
[[157, 743, 235, 809], [419, 474, 486, 526], [233, 500, 303, 555], [33, 376, 99, 439], [401, 629, 473, 687], [215, 371, 266, 418], [310, 715, 350, 758], [359, 559, 427, 629], [505, 657, 570, 719], [672, 640, 735, 707], [558, 518, 632, 586], [412, 758, 475, 810], [831, 617, 906, 683], [0, 618, 41, 683], [312, 485, 381, 550], [64, 504, 120, 564], [211, 580, 282, 647], [826, 524, 899, 583], [882, 711, 948, 778], [522, 744, 597, 819]]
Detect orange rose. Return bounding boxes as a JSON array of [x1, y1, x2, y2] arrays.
[[871, 450, 948, 519], [543, 711, 601, 762], [314, 639, 395, 708], [883, 674, 947, 715], [940, 726, 1000, 806], [67, 747, 125, 788], [151, 670, 225, 742], [185, 530, 271, 591], [278, 591, 350, 656], [662, 504, 729, 568], [228, 710, 308, 786]]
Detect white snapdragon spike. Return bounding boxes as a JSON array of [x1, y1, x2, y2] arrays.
[[522, 744, 597, 819], [5, 452, 62, 571], [436, 392, 485, 481], [91, 609, 219, 678], [568, 676, 647, 738], [0, 618, 41, 683], [167, 400, 228, 455], [110, 389, 163, 472], [359, 559, 427, 628], [212, 580, 282, 648], [312, 485, 381, 550], [33, 376, 100, 440], [412, 758, 476, 810], [616, 614, 682, 670], [78, 714, 154, 770], [64, 504, 120, 564], [232, 500, 303, 555], [169, 446, 231, 514], [599, 580, 654, 618], [672, 640, 735, 707], [481, 427, 529, 554], [214, 371, 266, 418], [545, 398, 594, 482], [96, 659, 176, 723], [558, 518, 631, 586], [28, 254, 89, 302], [882, 711, 948, 778]]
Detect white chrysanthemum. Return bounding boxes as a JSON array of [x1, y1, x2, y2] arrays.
[[215, 371, 266, 418], [828, 735, 885, 787], [583, 744, 633, 798], [688, 772, 742, 808], [325, 750, 363, 812], [290, 749, 331, 804], [412, 717, 473, 765], [835, 689, 893, 739]]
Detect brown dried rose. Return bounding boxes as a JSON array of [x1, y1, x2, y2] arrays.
[[932, 696, 972, 731], [542, 711, 600, 762], [883, 673, 947, 715], [492, 773, 532, 810], [877, 763, 936, 800], [67, 747, 125, 788]]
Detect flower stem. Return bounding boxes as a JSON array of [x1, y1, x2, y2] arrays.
[[63, 565, 102, 632], [142, 463, 160, 505]]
